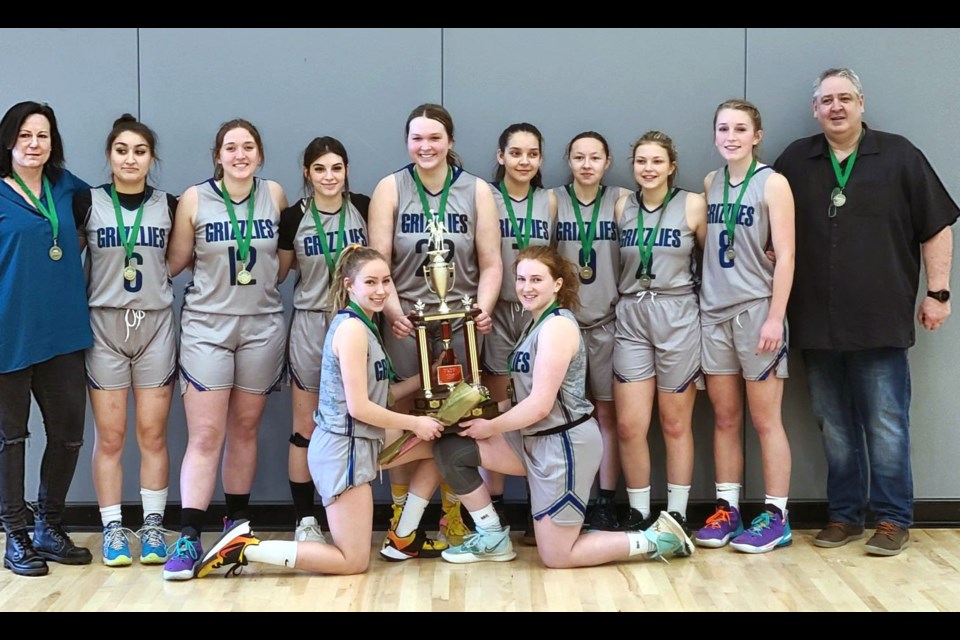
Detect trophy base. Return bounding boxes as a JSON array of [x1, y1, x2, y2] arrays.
[[412, 392, 499, 426]]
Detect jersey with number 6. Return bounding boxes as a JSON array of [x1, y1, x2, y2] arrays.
[[81, 185, 173, 310], [183, 177, 281, 315], [392, 164, 479, 307]]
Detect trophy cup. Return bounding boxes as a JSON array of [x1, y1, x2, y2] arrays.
[[378, 219, 498, 466]]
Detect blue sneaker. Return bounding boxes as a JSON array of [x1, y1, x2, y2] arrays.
[[644, 511, 695, 562], [162, 535, 203, 581], [730, 506, 792, 554], [441, 526, 516, 564], [223, 516, 236, 533], [137, 513, 173, 565], [101, 521, 133, 567]]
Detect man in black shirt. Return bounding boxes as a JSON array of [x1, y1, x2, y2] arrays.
[[775, 68, 958, 556]]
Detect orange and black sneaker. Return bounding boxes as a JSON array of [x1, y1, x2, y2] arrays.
[[194, 519, 261, 578], [379, 527, 448, 562]]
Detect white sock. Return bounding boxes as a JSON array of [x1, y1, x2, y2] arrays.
[[765, 495, 788, 516], [666, 484, 691, 518], [100, 504, 122, 527], [716, 483, 741, 511], [395, 492, 429, 537], [141, 487, 168, 518], [626, 486, 651, 518], [469, 504, 503, 532], [245, 540, 298, 569], [626, 531, 656, 557]]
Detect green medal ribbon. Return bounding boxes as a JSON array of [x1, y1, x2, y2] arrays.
[[567, 185, 605, 267], [110, 184, 147, 266], [828, 128, 866, 194], [13, 172, 59, 245], [721, 157, 758, 251], [309, 195, 347, 275], [347, 301, 396, 382], [637, 188, 674, 278], [499, 182, 535, 250], [220, 180, 257, 264], [507, 301, 559, 374], [412, 166, 453, 237]]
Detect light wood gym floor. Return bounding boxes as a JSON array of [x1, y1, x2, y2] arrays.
[[1, 528, 957, 612]]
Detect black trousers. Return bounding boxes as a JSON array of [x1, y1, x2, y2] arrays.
[[0, 351, 86, 533]]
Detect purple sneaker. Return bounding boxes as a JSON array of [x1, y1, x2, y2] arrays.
[[694, 499, 744, 548], [223, 517, 236, 533], [730, 507, 793, 554], [162, 535, 203, 581]]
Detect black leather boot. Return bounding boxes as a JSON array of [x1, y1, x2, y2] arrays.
[[4, 529, 49, 576], [32, 519, 92, 565]]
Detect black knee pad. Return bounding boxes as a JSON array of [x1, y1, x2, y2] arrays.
[[433, 435, 483, 495], [289, 432, 311, 448]]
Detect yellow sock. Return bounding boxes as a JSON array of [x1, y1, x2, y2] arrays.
[[440, 482, 459, 512], [391, 484, 409, 507]]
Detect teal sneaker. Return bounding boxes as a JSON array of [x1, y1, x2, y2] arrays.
[[102, 521, 133, 567], [644, 511, 695, 562], [137, 513, 174, 565], [441, 526, 516, 564]]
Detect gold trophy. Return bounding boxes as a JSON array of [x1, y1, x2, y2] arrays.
[[378, 219, 498, 465]]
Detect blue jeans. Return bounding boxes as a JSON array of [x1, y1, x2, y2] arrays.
[[802, 348, 913, 529]]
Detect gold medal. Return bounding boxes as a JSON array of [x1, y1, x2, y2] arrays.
[[832, 191, 847, 207], [237, 268, 253, 285], [580, 266, 593, 279], [48, 245, 62, 261], [639, 274, 652, 288], [123, 265, 137, 281], [724, 247, 736, 262]]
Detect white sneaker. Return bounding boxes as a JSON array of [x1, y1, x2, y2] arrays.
[[295, 516, 328, 543]]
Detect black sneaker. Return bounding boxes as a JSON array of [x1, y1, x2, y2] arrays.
[[3, 529, 48, 577], [584, 497, 620, 531], [520, 506, 537, 546], [32, 520, 93, 565], [667, 511, 693, 537], [622, 507, 658, 531]]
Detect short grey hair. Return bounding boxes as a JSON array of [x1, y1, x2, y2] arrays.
[[813, 68, 864, 100]]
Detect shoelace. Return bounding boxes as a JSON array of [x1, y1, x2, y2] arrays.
[[104, 524, 135, 551], [746, 512, 773, 536], [136, 522, 176, 550], [458, 531, 490, 554], [167, 536, 200, 560], [874, 522, 900, 538], [124, 309, 146, 342], [442, 510, 470, 537], [703, 508, 733, 529]]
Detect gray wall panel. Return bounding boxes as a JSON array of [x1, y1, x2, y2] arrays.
[[746, 27, 960, 500], [1, 28, 957, 514], [0, 28, 140, 504], [444, 28, 746, 500]]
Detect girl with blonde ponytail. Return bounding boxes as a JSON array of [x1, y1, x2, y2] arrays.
[[193, 246, 448, 577]]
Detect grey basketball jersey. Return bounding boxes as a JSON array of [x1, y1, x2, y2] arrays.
[[552, 184, 621, 327], [288, 197, 368, 311], [491, 183, 553, 303], [392, 165, 479, 306], [184, 178, 282, 315], [315, 310, 390, 441], [82, 186, 173, 310], [618, 189, 696, 296], [509, 308, 594, 436], [700, 165, 775, 324]]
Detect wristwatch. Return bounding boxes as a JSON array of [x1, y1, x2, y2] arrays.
[[927, 289, 951, 302]]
